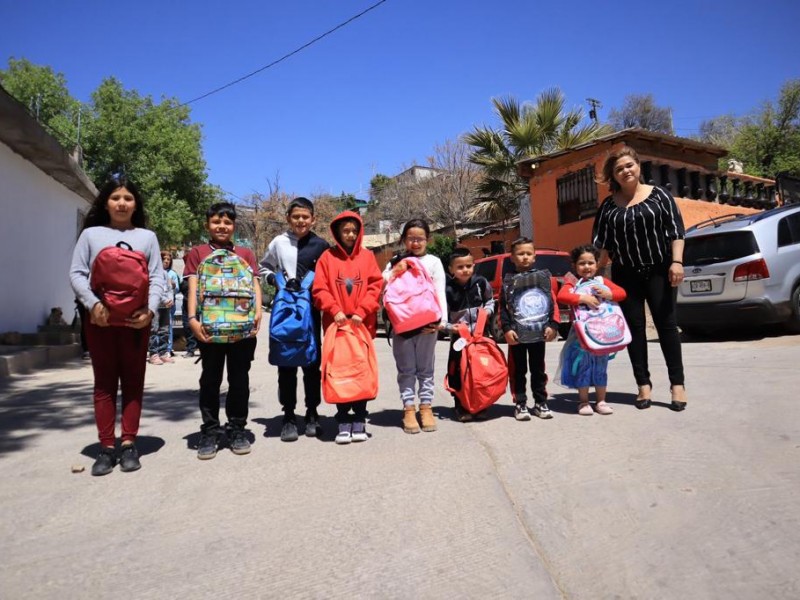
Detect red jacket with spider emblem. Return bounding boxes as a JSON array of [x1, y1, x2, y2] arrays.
[[312, 211, 384, 337]]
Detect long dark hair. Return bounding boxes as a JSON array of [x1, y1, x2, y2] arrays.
[[400, 218, 430, 240], [82, 176, 147, 231]]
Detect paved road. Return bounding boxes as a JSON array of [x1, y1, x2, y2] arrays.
[[1, 328, 798, 599]]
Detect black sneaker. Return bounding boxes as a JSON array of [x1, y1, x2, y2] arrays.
[[280, 420, 299, 442], [119, 444, 141, 472], [91, 447, 117, 476], [229, 429, 251, 455], [533, 402, 553, 419], [197, 432, 219, 460], [305, 414, 322, 438]]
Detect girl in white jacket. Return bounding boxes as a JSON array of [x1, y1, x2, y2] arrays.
[[382, 218, 447, 434]]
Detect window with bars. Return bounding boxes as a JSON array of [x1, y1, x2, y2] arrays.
[[556, 165, 598, 225]]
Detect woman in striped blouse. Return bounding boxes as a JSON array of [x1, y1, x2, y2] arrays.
[[592, 146, 687, 412]]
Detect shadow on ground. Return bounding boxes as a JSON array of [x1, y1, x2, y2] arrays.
[[81, 435, 166, 459], [251, 415, 335, 442], [0, 376, 197, 457], [680, 324, 797, 343]]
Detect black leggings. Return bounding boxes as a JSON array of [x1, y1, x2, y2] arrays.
[[612, 262, 685, 389]]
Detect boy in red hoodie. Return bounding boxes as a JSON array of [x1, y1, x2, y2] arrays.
[[312, 211, 383, 443]]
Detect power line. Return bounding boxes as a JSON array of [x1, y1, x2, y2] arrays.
[[179, 0, 389, 107]]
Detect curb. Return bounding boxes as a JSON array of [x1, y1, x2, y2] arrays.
[[0, 344, 82, 379]]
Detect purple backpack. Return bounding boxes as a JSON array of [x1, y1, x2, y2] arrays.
[[571, 276, 631, 355]]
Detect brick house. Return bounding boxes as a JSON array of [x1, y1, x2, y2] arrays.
[[516, 129, 775, 252]]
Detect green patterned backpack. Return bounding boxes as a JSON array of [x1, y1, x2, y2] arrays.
[[197, 249, 256, 343]]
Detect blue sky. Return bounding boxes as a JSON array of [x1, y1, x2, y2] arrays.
[[2, 0, 798, 202]]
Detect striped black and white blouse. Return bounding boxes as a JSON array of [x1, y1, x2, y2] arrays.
[[592, 186, 685, 268]]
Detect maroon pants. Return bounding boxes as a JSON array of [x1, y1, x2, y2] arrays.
[[85, 322, 150, 447]]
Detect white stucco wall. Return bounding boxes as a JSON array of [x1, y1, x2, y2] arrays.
[[0, 142, 91, 334]]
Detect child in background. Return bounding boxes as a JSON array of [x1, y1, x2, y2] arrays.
[[501, 237, 560, 421], [69, 176, 164, 476], [313, 211, 383, 443], [162, 252, 180, 358], [382, 218, 448, 434], [184, 202, 262, 459], [444, 247, 495, 422], [148, 266, 173, 364], [556, 244, 627, 415], [260, 197, 330, 442]]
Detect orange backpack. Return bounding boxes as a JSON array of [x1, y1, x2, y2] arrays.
[[444, 309, 508, 414], [321, 321, 379, 404]]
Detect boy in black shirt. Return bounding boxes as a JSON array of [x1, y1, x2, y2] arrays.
[[444, 247, 495, 422]]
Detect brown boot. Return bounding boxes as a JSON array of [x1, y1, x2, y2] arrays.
[[402, 405, 420, 434], [419, 404, 437, 432]]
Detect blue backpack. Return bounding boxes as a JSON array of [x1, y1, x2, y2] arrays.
[[268, 271, 317, 367]]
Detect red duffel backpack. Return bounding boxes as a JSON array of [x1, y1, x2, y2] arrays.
[[444, 308, 508, 414], [90, 241, 149, 326]]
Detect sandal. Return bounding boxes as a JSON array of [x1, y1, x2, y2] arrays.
[[578, 402, 593, 416], [595, 401, 614, 415]]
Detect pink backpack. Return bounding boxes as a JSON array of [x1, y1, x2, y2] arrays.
[[383, 256, 442, 334], [570, 276, 631, 355]]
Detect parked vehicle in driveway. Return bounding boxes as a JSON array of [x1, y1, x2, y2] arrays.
[[677, 203, 800, 335], [473, 249, 574, 340]]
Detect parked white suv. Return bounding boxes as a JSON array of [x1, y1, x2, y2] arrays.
[[677, 203, 800, 335]]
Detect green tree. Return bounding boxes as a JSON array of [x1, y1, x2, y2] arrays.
[[608, 93, 674, 135], [369, 174, 392, 200], [337, 192, 360, 212], [1, 59, 221, 246], [427, 234, 456, 267], [464, 88, 611, 222], [82, 77, 219, 244], [729, 79, 800, 178], [0, 57, 81, 149]]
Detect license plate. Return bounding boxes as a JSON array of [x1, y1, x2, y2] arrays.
[[690, 279, 711, 293]]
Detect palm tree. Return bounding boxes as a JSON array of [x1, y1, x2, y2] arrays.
[[464, 88, 611, 223]]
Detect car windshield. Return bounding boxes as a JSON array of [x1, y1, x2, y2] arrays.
[[474, 260, 497, 282], [532, 255, 571, 276], [684, 231, 759, 266]]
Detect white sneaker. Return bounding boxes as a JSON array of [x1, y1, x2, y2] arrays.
[[514, 403, 531, 421], [149, 354, 164, 365], [161, 353, 175, 363], [351, 422, 368, 442], [335, 423, 352, 445]]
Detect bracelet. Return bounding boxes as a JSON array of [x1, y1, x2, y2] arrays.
[[671, 260, 683, 265], [188, 315, 198, 321]]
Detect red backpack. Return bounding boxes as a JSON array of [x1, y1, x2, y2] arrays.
[[90, 241, 149, 326], [444, 308, 508, 414], [321, 321, 379, 404]]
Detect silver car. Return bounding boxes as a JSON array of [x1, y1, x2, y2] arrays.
[[677, 203, 800, 334]]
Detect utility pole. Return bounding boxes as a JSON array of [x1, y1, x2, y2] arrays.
[[586, 98, 602, 124]]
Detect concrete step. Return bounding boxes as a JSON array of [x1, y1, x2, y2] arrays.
[[0, 343, 82, 378]]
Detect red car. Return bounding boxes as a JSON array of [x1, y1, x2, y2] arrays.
[[473, 249, 574, 341]]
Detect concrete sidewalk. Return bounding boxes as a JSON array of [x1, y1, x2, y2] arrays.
[[0, 328, 798, 599]]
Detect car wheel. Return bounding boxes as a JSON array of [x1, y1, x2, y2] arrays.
[[786, 285, 800, 334]]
